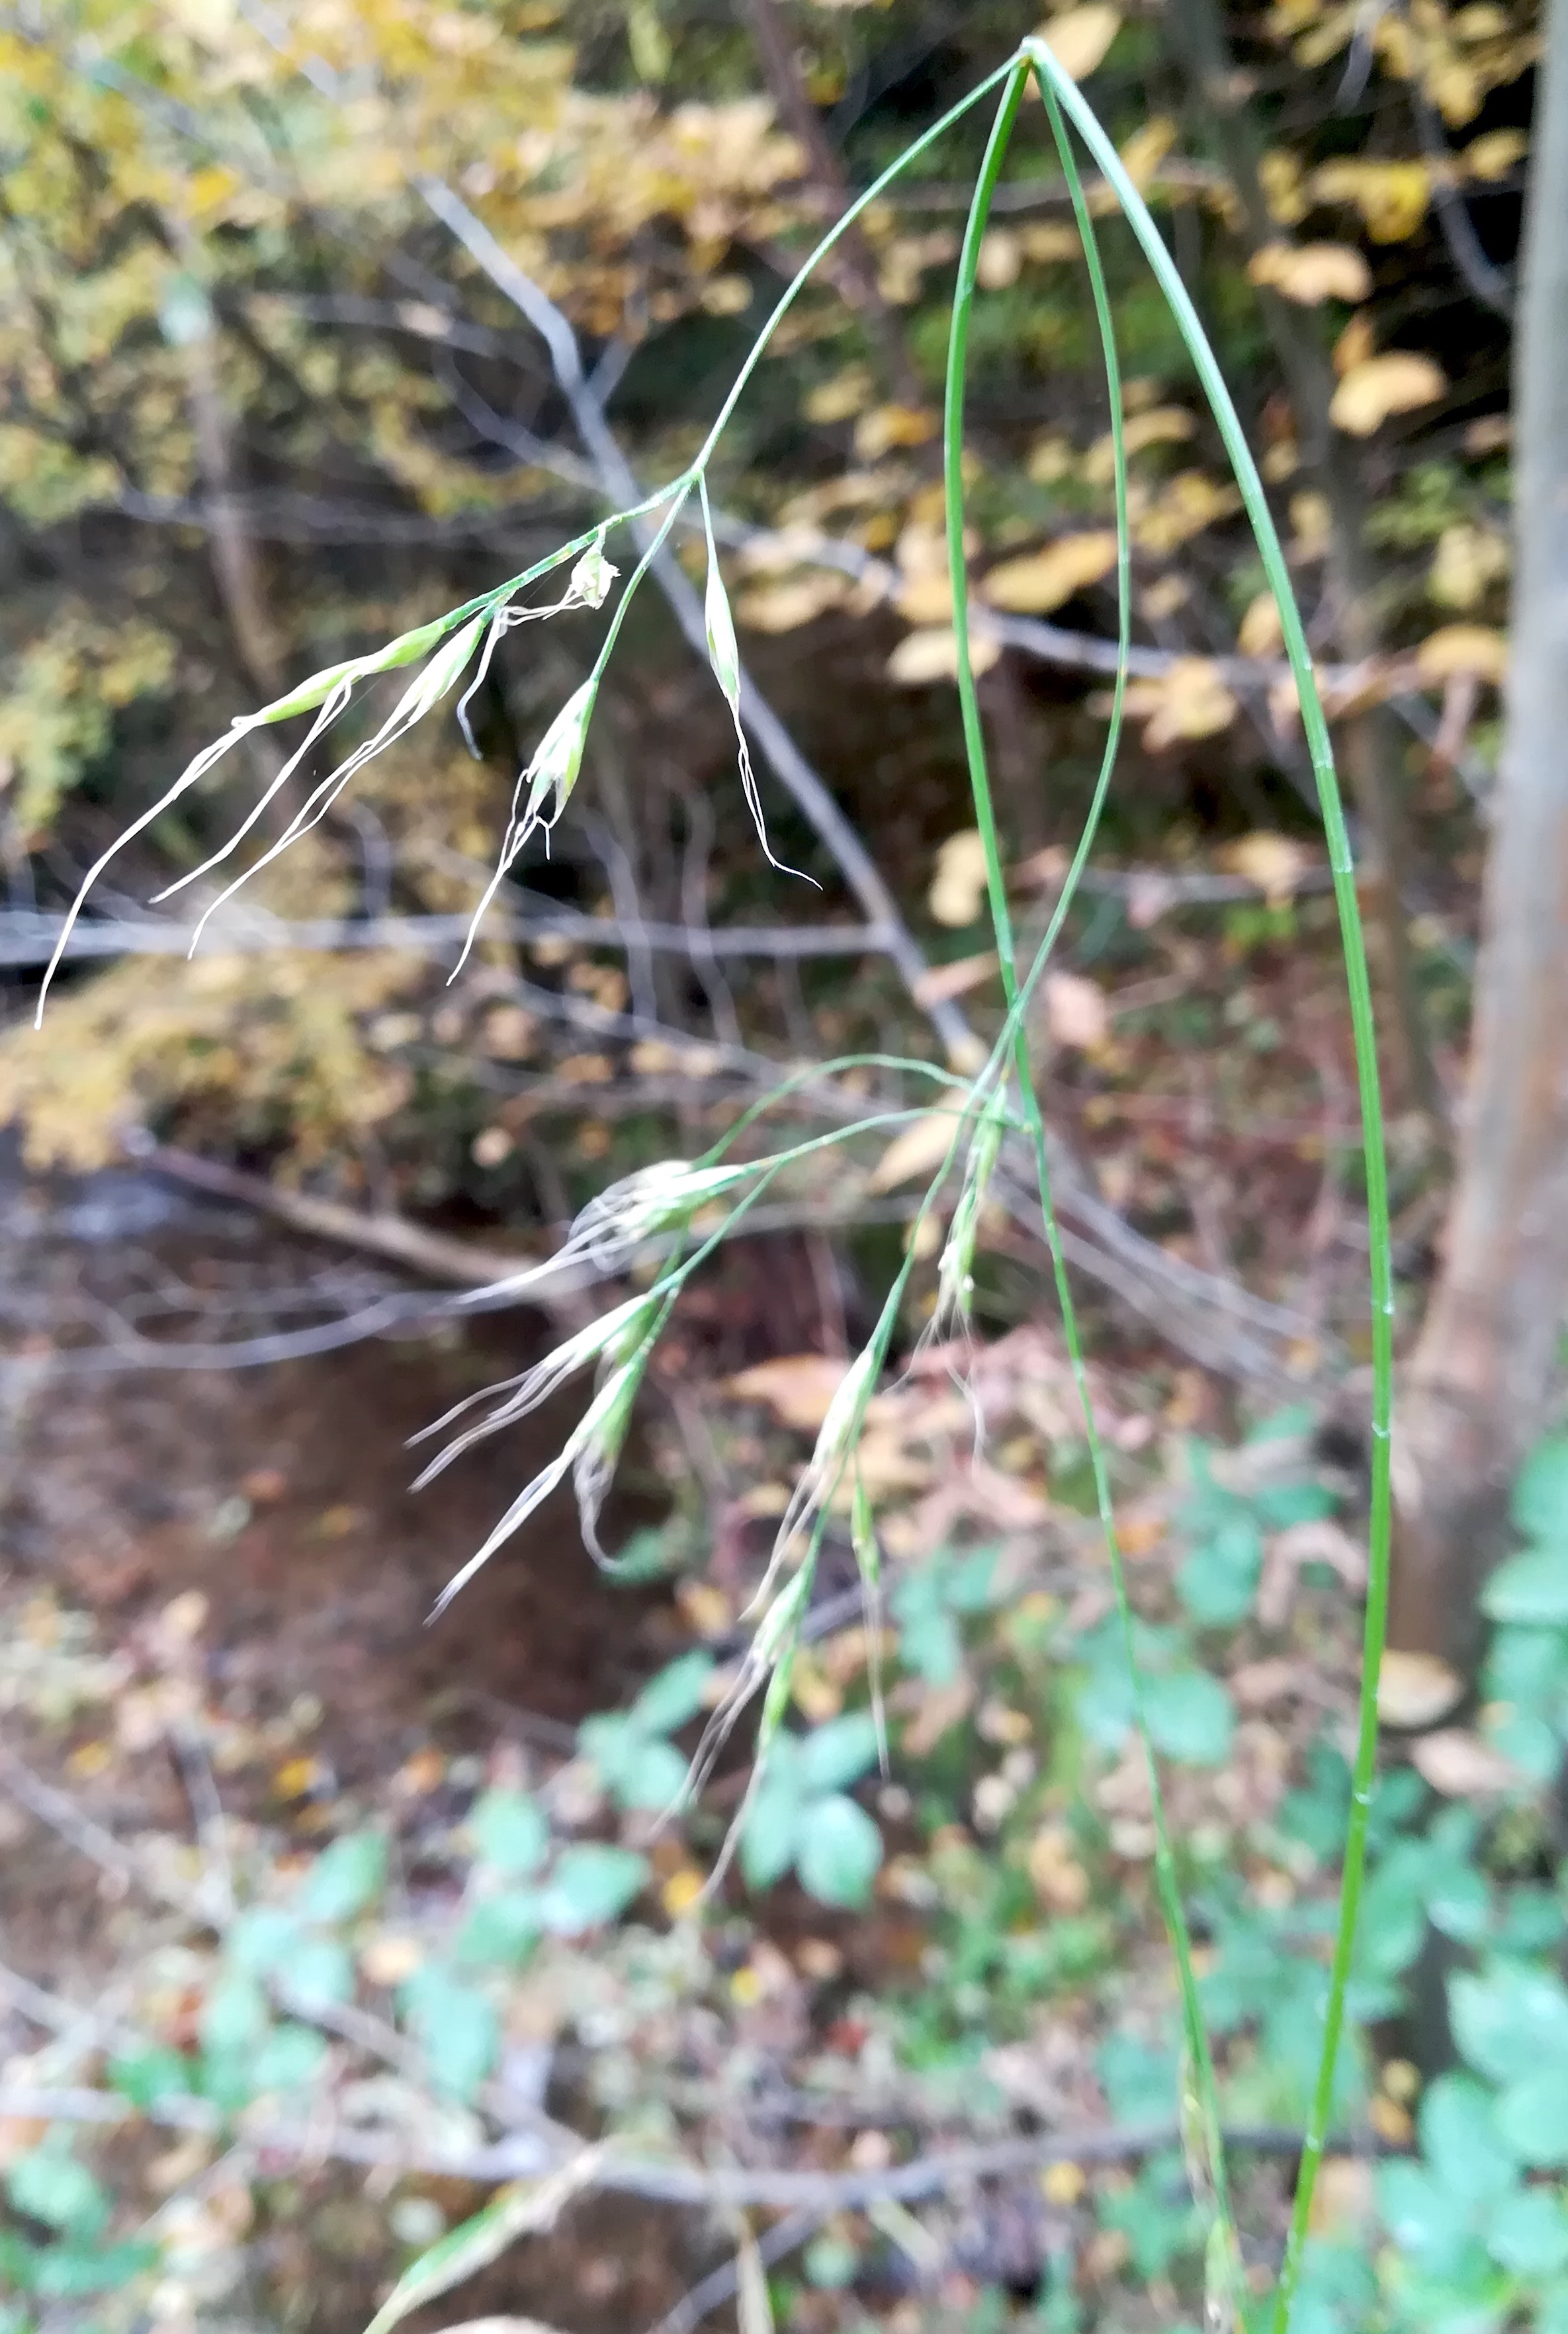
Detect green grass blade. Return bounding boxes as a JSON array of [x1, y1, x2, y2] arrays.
[[943, 62, 1242, 2280], [1023, 41, 1395, 2329]]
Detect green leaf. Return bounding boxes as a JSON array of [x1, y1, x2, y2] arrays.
[[1495, 1886, 1567, 1956], [108, 2044, 193, 2108], [608, 1736, 689, 1814], [199, 1968, 269, 2059], [1452, 1962, 1568, 2086], [30, 2238, 157, 2301], [1483, 1623, 1568, 1709], [1483, 1548, 1568, 1626], [297, 1831, 386, 1924], [798, 1711, 881, 1797], [1252, 1478, 1336, 1530], [740, 1781, 801, 1891], [1176, 1515, 1263, 1627], [469, 1789, 550, 1878], [1487, 2185, 1568, 2277], [1419, 2075, 1519, 2208], [630, 1650, 715, 1736], [6, 2145, 109, 2240], [1512, 1439, 1568, 1543], [1428, 1861, 1492, 1946], [1377, 2159, 1473, 2272], [536, 1844, 648, 1935], [457, 1889, 544, 1968], [400, 1963, 498, 2101], [1143, 1670, 1233, 1766], [226, 1905, 302, 1975], [277, 1935, 355, 2012], [795, 1792, 883, 1908], [248, 2022, 328, 2096], [1495, 2071, 1568, 2168], [946, 1546, 1002, 1613]]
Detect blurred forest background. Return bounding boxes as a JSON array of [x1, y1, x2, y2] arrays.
[[0, 3, 1562, 2332]]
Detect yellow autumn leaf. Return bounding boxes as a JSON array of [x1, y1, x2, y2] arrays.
[[1260, 148, 1309, 226], [1332, 311, 1376, 375], [803, 365, 875, 424], [1220, 832, 1315, 905], [1035, 5, 1122, 82], [1465, 128, 1527, 180], [1237, 590, 1284, 659], [1132, 471, 1241, 557], [1123, 658, 1239, 748], [865, 1110, 965, 1194], [928, 829, 991, 927], [1377, 1650, 1465, 1730], [1082, 405, 1195, 482], [896, 570, 961, 625], [977, 228, 1022, 289], [1427, 57, 1482, 128], [734, 574, 847, 633], [1020, 222, 1083, 263], [1289, 490, 1332, 561], [1248, 240, 1372, 305], [979, 531, 1119, 613], [853, 402, 938, 460], [1416, 625, 1508, 686], [1429, 521, 1510, 610], [1119, 116, 1176, 191], [1330, 351, 1447, 435], [1311, 159, 1431, 242], [887, 627, 1001, 686], [1025, 432, 1075, 484]]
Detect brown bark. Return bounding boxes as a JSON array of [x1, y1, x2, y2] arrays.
[[1391, 0, 1568, 1674]]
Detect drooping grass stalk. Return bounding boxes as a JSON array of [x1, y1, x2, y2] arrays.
[[943, 60, 1242, 2294], [1020, 44, 1395, 2330]]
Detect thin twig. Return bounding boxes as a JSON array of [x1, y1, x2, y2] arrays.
[[0, 2085, 1383, 2201]]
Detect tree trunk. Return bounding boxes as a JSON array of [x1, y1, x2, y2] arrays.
[[1391, 0, 1568, 1677]]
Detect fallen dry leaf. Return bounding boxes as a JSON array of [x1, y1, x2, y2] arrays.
[[887, 625, 1000, 686], [1123, 658, 1239, 748], [980, 531, 1120, 613], [1330, 350, 1447, 435], [1248, 240, 1372, 304], [912, 950, 1000, 1005], [1411, 1728, 1528, 1799], [1416, 623, 1508, 686], [1237, 590, 1285, 659], [866, 1109, 966, 1194], [1376, 1648, 1465, 1730], [1220, 830, 1316, 906], [1082, 404, 1195, 484], [928, 828, 992, 927], [734, 574, 847, 633], [1035, 4, 1122, 82], [1043, 969, 1110, 1050], [724, 1354, 852, 1433]]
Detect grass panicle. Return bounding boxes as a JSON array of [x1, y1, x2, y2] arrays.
[[42, 42, 1395, 2328]]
